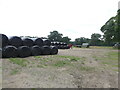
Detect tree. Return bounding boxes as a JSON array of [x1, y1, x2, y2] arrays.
[[91, 33, 101, 40], [75, 37, 90, 45], [100, 9, 120, 45], [61, 36, 71, 44], [89, 33, 102, 46], [48, 30, 63, 41], [100, 17, 116, 45], [116, 9, 120, 43]]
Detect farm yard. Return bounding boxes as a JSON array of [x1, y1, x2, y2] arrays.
[[1, 46, 118, 88], [0, 0, 120, 89]]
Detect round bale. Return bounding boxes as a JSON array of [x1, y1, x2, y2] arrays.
[[51, 42, 54, 46], [0, 34, 9, 47], [31, 38, 43, 46], [31, 45, 42, 56], [22, 38, 34, 47], [41, 45, 51, 55], [43, 39, 51, 46], [0, 48, 2, 58], [17, 46, 31, 58], [2, 45, 18, 58], [50, 46, 58, 55], [9, 36, 22, 47]]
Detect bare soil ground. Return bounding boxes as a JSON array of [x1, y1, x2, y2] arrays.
[[1, 47, 119, 88]]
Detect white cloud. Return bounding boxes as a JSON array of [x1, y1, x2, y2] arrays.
[[0, 0, 119, 41]]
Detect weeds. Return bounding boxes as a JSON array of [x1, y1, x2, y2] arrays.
[[57, 55, 82, 61], [37, 64, 45, 68], [80, 66, 95, 71], [34, 56, 42, 59], [10, 69, 19, 75], [53, 60, 70, 67], [9, 58, 28, 67]]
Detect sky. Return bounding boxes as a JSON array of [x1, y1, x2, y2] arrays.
[[0, 0, 119, 41]]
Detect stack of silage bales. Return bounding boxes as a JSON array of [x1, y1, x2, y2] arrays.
[[0, 34, 58, 58], [51, 42, 70, 49]]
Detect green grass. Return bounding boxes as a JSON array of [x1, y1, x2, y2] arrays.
[[52, 55, 86, 67], [57, 55, 82, 61], [112, 68, 118, 72], [34, 56, 42, 59], [53, 60, 70, 67], [9, 58, 28, 67], [31, 89, 36, 90], [93, 51, 118, 68], [92, 56, 99, 61], [79, 66, 95, 71], [93, 51, 118, 61], [37, 64, 46, 68], [34, 55, 86, 67], [107, 52, 118, 60], [10, 69, 19, 75]]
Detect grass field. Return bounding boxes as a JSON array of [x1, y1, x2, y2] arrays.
[[1, 46, 119, 88]]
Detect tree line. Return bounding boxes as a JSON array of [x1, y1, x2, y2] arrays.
[[47, 9, 120, 46], [47, 30, 103, 46]]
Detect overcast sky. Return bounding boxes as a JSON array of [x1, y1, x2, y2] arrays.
[[0, 0, 119, 41]]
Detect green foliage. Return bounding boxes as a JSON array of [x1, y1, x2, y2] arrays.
[[75, 37, 90, 45], [61, 36, 71, 44], [48, 30, 63, 42], [89, 33, 102, 46], [100, 9, 120, 44], [48, 30, 71, 44], [91, 33, 101, 40]]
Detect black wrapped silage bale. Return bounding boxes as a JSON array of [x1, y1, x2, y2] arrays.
[[0, 48, 2, 58], [54, 42, 60, 45], [50, 46, 58, 55], [22, 38, 34, 47], [31, 45, 42, 56], [9, 36, 22, 47], [63, 45, 67, 49], [53, 42, 56, 45], [60, 45, 64, 49], [0, 34, 9, 47], [31, 38, 43, 46], [54, 42, 57, 45], [41, 45, 51, 55], [51, 42, 54, 46], [17, 46, 31, 58], [0, 35, 1, 48], [62, 45, 67, 49], [64, 43, 67, 46], [2, 45, 18, 58], [60, 42, 66, 46], [66, 45, 70, 49], [57, 42, 60, 45], [43, 39, 51, 46], [59, 45, 62, 49], [60, 42, 63, 45], [57, 45, 61, 49]]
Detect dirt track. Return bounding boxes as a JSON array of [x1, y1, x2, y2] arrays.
[[1, 48, 118, 88]]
